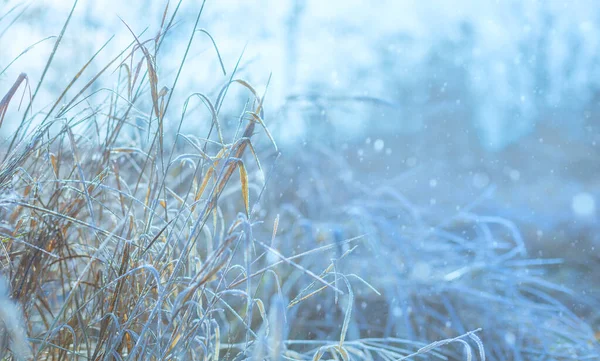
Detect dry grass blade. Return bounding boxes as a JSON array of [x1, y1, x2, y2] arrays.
[[156, 0, 170, 47], [248, 112, 277, 152], [404, 329, 484, 361], [10, 2, 594, 361], [120, 18, 161, 122], [0, 73, 29, 129], [60, 37, 140, 119], [7, 0, 79, 156], [228, 235, 365, 290], [271, 214, 279, 245], [200, 120, 256, 220], [288, 245, 359, 308], [194, 165, 215, 211], [238, 161, 249, 217], [255, 239, 344, 295], [182, 93, 224, 145]]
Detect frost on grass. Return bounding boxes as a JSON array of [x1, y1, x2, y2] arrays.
[[0, 2, 485, 360], [266, 141, 600, 360], [0, 1, 598, 361]]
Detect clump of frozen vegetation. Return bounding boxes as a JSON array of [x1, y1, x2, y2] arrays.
[[0, 1, 598, 361]]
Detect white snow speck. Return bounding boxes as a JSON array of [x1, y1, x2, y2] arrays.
[[504, 332, 516, 345], [571, 192, 596, 217], [373, 139, 385, 152]]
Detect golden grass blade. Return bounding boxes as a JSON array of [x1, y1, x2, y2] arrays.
[[120, 18, 163, 161], [288, 285, 327, 308], [234, 79, 260, 110], [168, 333, 182, 354], [156, 0, 170, 47], [336, 346, 350, 361], [125, 27, 158, 109], [49, 153, 58, 177], [238, 161, 249, 216], [255, 298, 268, 335], [313, 347, 326, 361], [193, 166, 214, 210]]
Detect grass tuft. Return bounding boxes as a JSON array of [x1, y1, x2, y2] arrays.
[[0, 2, 598, 361]]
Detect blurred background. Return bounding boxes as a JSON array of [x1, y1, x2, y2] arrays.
[[1, 0, 599, 339]]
